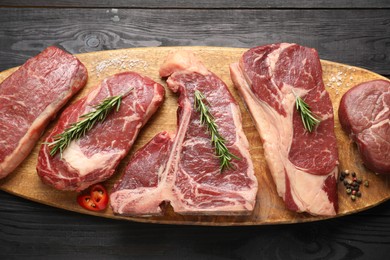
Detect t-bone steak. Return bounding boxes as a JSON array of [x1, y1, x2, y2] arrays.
[[0, 46, 87, 179], [339, 79, 390, 174], [230, 43, 339, 216], [37, 72, 165, 191], [110, 51, 258, 216]]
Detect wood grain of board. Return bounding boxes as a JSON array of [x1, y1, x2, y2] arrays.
[[1, 8, 389, 75], [1, 0, 389, 8], [0, 46, 389, 226]]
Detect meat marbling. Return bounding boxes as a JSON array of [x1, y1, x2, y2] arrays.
[[37, 72, 165, 191], [110, 51, 258, 216], [0, 46, 87, 179], [230, 43, 339, 216], [339, 79, 390, 174]]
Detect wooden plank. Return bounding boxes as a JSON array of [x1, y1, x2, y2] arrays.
[[0, 8, 389, 76], [1, 46, 389, 226], [1, 0, 390, 9], [0, 3, 389, 258], [0, 190, 389, 258]]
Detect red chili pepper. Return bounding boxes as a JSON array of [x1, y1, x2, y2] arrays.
[[77, 184, 108, 211]]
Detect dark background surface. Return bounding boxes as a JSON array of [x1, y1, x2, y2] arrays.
[[0, 1, 389, 259]]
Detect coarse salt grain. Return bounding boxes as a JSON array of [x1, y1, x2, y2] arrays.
[[326, 69, 349, 95], [93, 56, 149, 77]]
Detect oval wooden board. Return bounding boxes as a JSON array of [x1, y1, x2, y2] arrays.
[[0, 46, 389, 226]]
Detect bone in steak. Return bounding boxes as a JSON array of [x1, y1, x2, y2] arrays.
[[110, 51, 258, 216], [0, 46, 87, 179], [230, 43, 338, 216], [339, 80, 390, 174], [37, 72, 165, 191]]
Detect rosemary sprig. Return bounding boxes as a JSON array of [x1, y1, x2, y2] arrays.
[[294, 91, 321, 132], [47, 95, 123, 157], [194, 90, 240, 172]]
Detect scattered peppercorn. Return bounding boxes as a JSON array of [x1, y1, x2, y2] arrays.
[[339, 169, 369, 202]]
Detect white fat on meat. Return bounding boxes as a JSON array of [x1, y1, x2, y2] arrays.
[[110, 51, 258, 216], [230, 56, 337, 216]]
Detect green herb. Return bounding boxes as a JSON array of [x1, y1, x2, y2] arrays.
[[47, 95, 123, 157], [194, 90, 240, 172], [293, 91, 321, 132]]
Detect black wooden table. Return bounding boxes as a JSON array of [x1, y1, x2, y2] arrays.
[[1, 1, 389, 259]]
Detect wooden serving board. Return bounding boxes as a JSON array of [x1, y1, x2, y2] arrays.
[[0, 46, 389, 226]]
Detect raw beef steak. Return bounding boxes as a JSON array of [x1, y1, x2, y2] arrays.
[[230, 43, 338, 216], [339, 80, 390, 174], [110, 51, 258, 216], [0, 46, 87, 179], [37, 72, 165, 191], [110, 131, 173, 216]]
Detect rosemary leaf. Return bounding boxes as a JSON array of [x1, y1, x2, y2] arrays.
[[194, 90, 240, 172], [294, 92, 321, 132], [46, 95, 123, 157]]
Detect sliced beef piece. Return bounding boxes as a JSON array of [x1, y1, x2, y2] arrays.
[[110, 131, 173, 216], [110, 51, 258, 216], [339, 79, 390, 174], [37, 72, 165, 191], [230, 43, 339, 216], [0, 46, 87, 179]]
